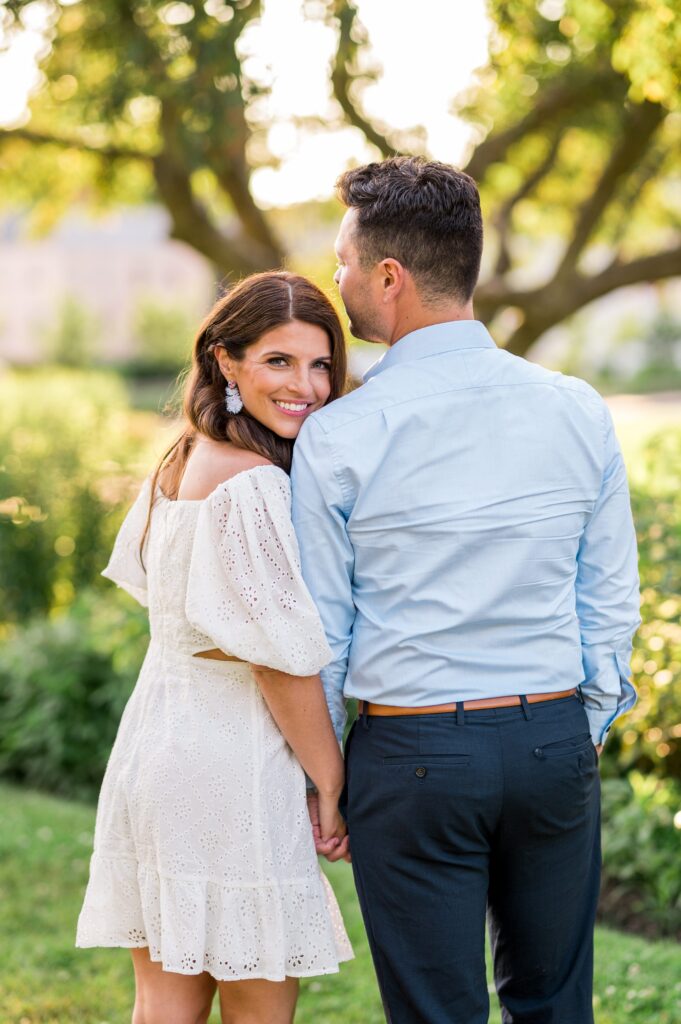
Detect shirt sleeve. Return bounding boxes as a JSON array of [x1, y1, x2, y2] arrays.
[[576, 403, 641, 746], [101, 476, 152, 607], [291, 418, 356, 744], [185, 467, 333, 676]]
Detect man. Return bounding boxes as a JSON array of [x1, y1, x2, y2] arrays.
[[291, 157, 640, 1023]]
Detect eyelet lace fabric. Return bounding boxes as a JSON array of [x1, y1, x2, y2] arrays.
[[76, 465, 352, 980]]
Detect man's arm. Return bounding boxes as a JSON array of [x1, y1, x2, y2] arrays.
[[291, 417, 356, 745], [576, 403, 641, 747]]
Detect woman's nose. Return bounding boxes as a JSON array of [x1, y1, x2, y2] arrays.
[[287, 366, 313, 394]]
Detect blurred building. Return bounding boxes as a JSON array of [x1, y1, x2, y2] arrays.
[[0, 207, 214, 364]]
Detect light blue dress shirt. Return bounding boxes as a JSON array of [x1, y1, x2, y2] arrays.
[[291, 321, 640, 747]]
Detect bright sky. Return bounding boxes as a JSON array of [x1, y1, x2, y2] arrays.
[[0, 0, 491, 207]]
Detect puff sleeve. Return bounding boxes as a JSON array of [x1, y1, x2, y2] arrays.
[[185, 466, 333, 676], [101, 476, 152, 607]]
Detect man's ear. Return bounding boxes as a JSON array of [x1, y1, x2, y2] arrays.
[[380, 258, 406, 302]]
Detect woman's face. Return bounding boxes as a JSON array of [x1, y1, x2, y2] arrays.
[[216, 320, 333, 439]]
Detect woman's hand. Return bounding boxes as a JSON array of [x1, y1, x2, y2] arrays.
[[307, 791, 351, 863]]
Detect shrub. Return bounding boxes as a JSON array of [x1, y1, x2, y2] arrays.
[[0, 368, 162, 627], [125, 299, 194, 376], [42, 295, 98, 368], [601, 431, 681, 781], [0, 588, 149, 802], [600, 774, 681, 939]]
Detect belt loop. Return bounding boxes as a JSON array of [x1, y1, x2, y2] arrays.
[[576, 685, 585, 705], [456, 701, 465, 727], [361, 700, 370, 730], [519, 694, 533, 721]]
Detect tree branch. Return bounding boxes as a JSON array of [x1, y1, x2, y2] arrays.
[[464, 69, 622, 182], [0, 126, 149, 162], [580, 245, 681, 305], [152, 152, 272, 277], [493, 130, 564, 275], [330, 1, 395, 158], [556, 100, 666, 276], [201, 95, 282, 260], [154, 100, 276, 277], [477, 241, 681, 357]]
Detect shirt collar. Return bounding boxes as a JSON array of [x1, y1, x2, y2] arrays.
[[362, 320, 496, 382]]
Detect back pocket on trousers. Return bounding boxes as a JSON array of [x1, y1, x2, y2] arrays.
[[383, 754, 470, 766], [539, 732, 592, 758]]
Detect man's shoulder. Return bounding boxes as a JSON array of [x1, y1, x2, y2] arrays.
[[505, 354, 606, 410], [308, 354, 607, 436], [307, 378, 391, 434]]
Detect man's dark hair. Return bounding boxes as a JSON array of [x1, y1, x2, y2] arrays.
[[336, 156, 483, 304]]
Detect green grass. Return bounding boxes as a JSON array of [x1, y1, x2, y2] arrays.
[[1, 785, 680, 1024]]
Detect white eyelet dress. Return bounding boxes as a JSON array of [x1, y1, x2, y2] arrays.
[[76, 465, 353, 981]]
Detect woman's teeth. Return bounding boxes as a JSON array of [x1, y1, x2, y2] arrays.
[[274, 401, 309, 412]]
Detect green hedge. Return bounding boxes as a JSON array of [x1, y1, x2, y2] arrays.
[[601, 774, 681, 939], [0, 588, 148, 802], [0, 368, 161, 627], [601, 432, 681, 781]]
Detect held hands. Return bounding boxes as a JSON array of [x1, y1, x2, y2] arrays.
[[306, 791, 351, 863]]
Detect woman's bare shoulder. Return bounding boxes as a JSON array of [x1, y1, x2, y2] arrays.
[[176, 440, 273, 501]]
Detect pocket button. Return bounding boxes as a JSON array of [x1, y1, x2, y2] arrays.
[[534, 747, 545, 760], [415, 766, 427, 778]]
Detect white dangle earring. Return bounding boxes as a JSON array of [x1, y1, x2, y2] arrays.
[[225, 380, 243, 414]]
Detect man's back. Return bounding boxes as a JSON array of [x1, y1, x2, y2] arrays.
[[291, 320, 639, 741]]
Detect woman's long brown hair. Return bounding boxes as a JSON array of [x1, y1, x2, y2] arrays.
[[139, 271, 347, 562]]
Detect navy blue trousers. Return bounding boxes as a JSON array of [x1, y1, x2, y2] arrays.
[[343, 695, 601, 1024]]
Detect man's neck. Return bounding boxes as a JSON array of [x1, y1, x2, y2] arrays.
[[386, 303, 475, 347]]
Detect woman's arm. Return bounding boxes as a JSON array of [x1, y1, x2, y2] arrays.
[[250, 665, 347, 854]]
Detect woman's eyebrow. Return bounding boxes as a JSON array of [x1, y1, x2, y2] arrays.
[[260, 350, 331, 360]]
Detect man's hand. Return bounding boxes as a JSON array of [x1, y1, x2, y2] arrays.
[[306, 791, 351, 863]]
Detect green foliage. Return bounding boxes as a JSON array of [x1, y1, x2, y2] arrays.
[[42, 294, 98, 368], [476, 0, 678, 230], [2, 1, 679, 354], [627, 311, 681, 393], [613, 0, 681, 107], [2, 784, 681, 1023], [601, 774, 681, 937], [602, 431, 681, 780], [0, 368, 161, 626], [128, 297, 194, 375], [0, 0, 262, 225], [0, 588, 148, 802]]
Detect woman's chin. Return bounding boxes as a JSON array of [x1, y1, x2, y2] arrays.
[[272, 420, 305, 440]]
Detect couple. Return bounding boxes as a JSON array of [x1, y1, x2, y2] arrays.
[[77, 157, 640, 1024]]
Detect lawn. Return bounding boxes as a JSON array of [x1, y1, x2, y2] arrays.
[[1, 785, 680, 1023]]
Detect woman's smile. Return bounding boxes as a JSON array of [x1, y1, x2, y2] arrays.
[[272, 399, 314, 416]]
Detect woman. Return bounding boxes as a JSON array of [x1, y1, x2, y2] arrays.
[[76, 272, 353, 1024]]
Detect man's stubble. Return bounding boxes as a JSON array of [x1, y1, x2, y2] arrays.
[[343, 283, 386, 346]]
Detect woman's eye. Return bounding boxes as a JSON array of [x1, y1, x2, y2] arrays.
[[313, 361, 332, 371], [267, 357, 288, 366]]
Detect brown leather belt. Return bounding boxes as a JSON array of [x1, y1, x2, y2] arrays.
[[358, 688, 578, 717]]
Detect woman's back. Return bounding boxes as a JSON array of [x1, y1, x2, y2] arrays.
[[77, 462, 352, 978]]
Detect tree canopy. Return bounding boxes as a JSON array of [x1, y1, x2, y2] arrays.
[[1, 0, 679, 354]]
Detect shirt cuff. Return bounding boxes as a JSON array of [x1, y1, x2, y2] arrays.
[[320, 665, 348, 745], [582, 703, 618, 747]]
